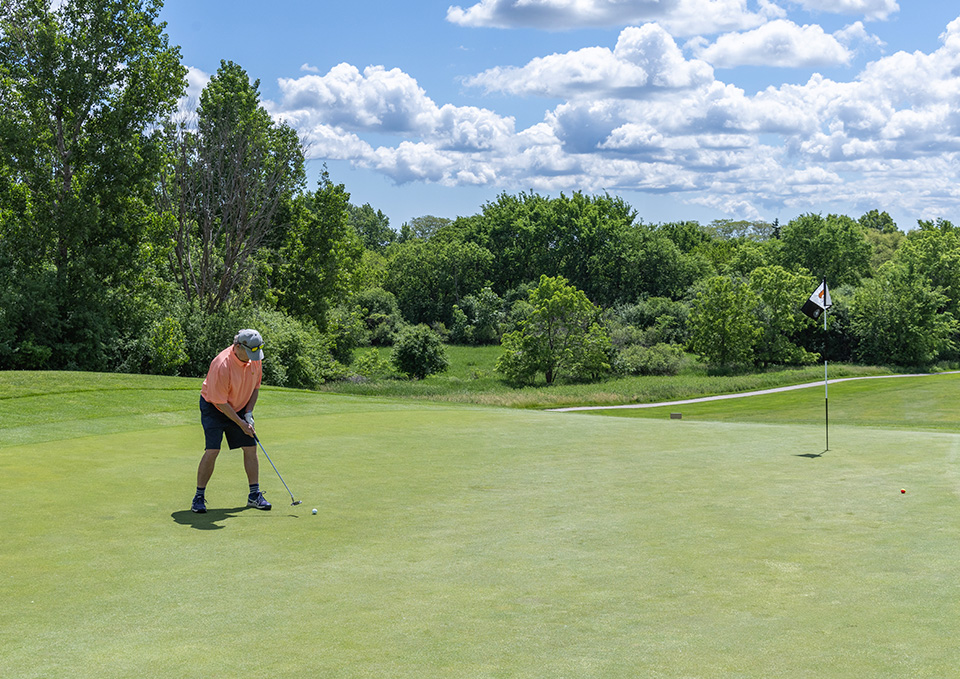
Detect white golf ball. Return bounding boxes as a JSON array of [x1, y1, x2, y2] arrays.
[[312, 508, 318, 515]]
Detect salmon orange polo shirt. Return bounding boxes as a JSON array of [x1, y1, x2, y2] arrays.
[[200, 345, 263, 412]]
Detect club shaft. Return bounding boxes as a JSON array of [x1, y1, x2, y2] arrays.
[[255, 436, 297, 503]]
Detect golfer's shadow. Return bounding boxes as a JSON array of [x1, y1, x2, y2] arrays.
[[171, 506, 249, 530]]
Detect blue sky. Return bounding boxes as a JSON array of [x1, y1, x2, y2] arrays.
[[158, 0, 960, 231]]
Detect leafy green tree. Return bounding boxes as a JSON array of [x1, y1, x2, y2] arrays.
[[709, 219, 777, 241], [449, 191, 702, 305], [748, 266, 818, 366], [779, 213, 871, 287], [348, 202, 395, 251], [689, 275, 761, 367], [450, 287, 504, 345], [606, 297, 690, 348], [891, 218, 960, 319], [399, 215, 452, 242], [858, 209, 903, 272], [0, 0, 185, 369], [656, 221, 713, 252], [277, 168, 363, 328], [495, 275, 611, 385], [384, 238, 493, 326], [723, 240, 771, 276], [850, 262, 957, 366], [324, 305, 366, 364], [859, 209, 898, 234], [391, 324, 449, 380], [864, 228, 905, 272], [353, 287, 405, 346], [353, 249, 388, 291], [147, 316, 189, 376], [160, 60, 305, 313]]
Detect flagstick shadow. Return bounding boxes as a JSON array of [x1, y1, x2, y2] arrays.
[[796, 450, 828, 459]]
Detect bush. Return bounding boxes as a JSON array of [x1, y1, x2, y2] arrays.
[[177, 305, 343, 389], [179, 306, 249, 378], [607, 297, 690, 347], [615, 343, 685, 376], [352, 349, 398, 379], [391, 324, 449, 380], [252, 307, 345, 389]]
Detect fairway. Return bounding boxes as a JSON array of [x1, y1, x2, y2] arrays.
[[3, 374, 960, 677]]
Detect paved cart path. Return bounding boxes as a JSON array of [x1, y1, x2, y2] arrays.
[[548, 371, 960, 412]]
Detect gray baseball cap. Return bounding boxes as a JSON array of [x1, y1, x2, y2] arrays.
[[235, 329, 264, 361]]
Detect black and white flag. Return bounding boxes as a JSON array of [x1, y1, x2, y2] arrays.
[[801, 280, 832, 321]]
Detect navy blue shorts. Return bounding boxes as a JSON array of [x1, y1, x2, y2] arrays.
[[199, 397, 255, 450]]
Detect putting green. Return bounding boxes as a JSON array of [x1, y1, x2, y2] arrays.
[[3, 379, 960, 677]]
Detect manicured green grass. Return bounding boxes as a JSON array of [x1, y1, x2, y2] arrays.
[[3, 371, 960, 677], [587, 372, 960, 432]]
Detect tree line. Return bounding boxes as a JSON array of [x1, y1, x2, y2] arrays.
[[2, 1, 958, 389]]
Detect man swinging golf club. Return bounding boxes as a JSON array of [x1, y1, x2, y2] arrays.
[[191, 329, 271, 513]]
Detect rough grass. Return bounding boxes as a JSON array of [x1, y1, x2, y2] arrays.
[[3, 371, 960, 677], [328, 345, 896, 409]]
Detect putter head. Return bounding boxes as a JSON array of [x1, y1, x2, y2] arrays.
[[291, 500, 302, 506]]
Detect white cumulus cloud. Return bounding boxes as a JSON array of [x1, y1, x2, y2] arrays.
[[447, 0, 783, 36], [255, 14, 960, 219], [464, 24, 713, 97], [270, 63, 517, 157], [692, 19, 856, 68]]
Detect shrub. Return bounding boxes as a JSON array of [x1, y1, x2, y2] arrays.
[[177, 305, 343, 389], [391, 324, 449, 380], [352, 349, 397, 379], [616, 343, 685, 376], [252, 307, 344, 389], [179, 306, 248, 378], [449, 287, 503, 345]]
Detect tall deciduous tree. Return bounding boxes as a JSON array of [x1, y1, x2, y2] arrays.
[[384, 237, 493, 327], [0, 0, 185, 369], [277, 168, 363, 328], [399, 215, 452, 242], [748, 265, 818, 366], [495, 275, 611, 385], [779, 213, 871, 287], [892, 218, 960, 319], [689, 275, 761, 367], [347, 202, 395, 252], [850, 262, 957, 366], [159, 60, 304, 313], [447, 191, 703, 306]]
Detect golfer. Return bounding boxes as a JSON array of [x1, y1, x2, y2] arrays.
[[191, 329, 271, 513]]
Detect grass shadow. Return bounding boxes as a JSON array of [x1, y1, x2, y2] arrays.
[[171, 506, 250, 530]]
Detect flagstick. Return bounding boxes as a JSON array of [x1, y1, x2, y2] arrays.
[[824, 305, 829, 452]]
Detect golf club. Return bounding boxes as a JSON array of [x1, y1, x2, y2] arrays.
[[254, 434, 302, 506]]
